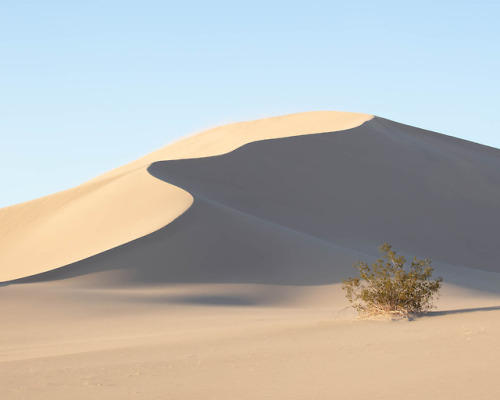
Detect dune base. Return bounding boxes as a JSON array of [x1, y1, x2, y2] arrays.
[[2, 282, 500, 400]]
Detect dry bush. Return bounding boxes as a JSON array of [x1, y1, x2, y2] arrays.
[[342, 243, 443, 318]]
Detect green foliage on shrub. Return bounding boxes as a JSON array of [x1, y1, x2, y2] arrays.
[[342, 243, 443, 318]]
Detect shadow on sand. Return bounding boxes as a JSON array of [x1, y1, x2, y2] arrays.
[[158, 294, 258, 307], [426, 306, 500, 317]]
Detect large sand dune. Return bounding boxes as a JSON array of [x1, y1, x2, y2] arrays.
[[0, 111, 371, 282], [5, 114, 500, 288], [2, 111, 500, 399]]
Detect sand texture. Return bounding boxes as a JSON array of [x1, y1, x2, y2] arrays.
[[1, 111, 500, 399]]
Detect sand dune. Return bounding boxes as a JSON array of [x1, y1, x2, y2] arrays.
[[0, 111, 371, 282], [2, 111, 500, 399], [7, 115, 500, 290], [0, 112, 371, 281]]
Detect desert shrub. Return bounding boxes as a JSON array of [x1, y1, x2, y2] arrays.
[[342, 243, 442, 318]]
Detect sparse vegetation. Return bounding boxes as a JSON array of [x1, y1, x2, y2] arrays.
[[342, 243, 443, 318]]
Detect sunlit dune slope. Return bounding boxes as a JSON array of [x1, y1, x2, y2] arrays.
[[0, 111, 372, 282]]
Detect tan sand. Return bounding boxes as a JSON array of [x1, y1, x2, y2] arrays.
[[1, 111, 500, 399], [0, 111, 372, 282], [1, 282, 499, 400]]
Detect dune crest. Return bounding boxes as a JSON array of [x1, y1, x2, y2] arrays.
[[0, 111, 372, 282]]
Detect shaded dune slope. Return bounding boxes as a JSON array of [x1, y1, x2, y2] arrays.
[[12, 117, 500, 287], [150, 117, 500, 273]]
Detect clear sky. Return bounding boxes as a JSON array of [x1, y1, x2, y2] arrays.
[[1, 1, 499, 207]]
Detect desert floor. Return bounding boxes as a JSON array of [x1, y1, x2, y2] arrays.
[[2, 282, 500, 400]]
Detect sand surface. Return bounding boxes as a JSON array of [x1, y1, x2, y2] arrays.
[[1, 111, 500, 398], [0, 111, 371, 282], [2, 283, 500, 400]]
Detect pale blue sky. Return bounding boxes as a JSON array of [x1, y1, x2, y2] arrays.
[[1, 1, 499, 207]]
